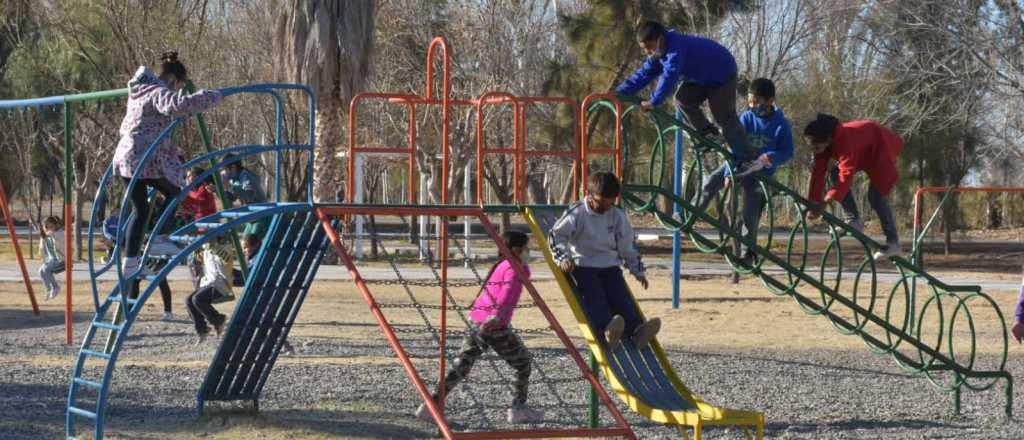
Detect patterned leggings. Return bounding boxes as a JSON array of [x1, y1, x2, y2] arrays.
[[434, 325, 533, 407]]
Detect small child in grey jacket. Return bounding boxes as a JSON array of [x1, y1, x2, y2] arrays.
[[549, 172, 661, 350]]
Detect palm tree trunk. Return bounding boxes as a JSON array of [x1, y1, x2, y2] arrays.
[[313, 93, 345, 202]]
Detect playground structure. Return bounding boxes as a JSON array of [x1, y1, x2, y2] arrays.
[[0, 35, 1013, 439]]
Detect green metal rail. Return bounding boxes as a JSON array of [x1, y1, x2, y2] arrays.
[[597, 96, 1012, 417]]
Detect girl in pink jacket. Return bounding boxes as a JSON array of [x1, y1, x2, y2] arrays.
[[415, 231, 543, 424], [112, 52, 222, 276]]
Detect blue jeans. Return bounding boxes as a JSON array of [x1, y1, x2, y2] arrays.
[[570, 266, 642, 338], [39, 260, 63, 293], [700, 164, 766, 255]]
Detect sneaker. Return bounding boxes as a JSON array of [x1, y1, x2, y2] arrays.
[[213, 320, 226, 337], [415, 402, 434, 422], [195, 332, 208, 345], [736, 251, 756, 269], [632, 318, 662, 349], [734, 159, 767, 178], [844, 218, 864, 235], [872, 242, 902, 260], [605, 315, 625, 351], [161, 312, 173, 322], [507, 406, 544, 423], [45, 288, 59, 301]]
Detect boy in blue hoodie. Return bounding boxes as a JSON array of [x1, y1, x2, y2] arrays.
[[697, 78, 794, 268], [616, 21, 763, 175]]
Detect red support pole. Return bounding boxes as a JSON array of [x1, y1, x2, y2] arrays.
[[0, 180, 38, 315], [315, 208, 458, 440]]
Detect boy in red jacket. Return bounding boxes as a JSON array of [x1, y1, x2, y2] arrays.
[[804, 114, 904, 260]]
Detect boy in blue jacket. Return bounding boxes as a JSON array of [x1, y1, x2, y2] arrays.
[[616, 21, 762, 175], [697, 78, 794, 267]]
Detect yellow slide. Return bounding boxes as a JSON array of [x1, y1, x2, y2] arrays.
[[525, 208, 764, 440]]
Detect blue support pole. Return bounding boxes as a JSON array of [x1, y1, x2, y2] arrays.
[[672, 110, 684, 309]]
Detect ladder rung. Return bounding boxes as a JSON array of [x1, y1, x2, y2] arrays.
[[80, 349, 111, 360], [67, 406, 98, 420], [195, 222, 222, 229], [92, 321, 121, 331], [219, 211, 248, 218], [73, 378, 103, 389]]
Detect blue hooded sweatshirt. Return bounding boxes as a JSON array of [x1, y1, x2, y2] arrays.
[[739, 106, 794, 176], [615, 30, 737, 107]]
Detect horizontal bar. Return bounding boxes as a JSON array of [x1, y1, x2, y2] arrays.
[[523, 150, 574, 157], [451, 427, 632, 439], [67, 406, 98, 420], [0, 95, 66, 108], [481, 148, 516, 153], [108, 295, 139, 305], [63, 88, 129, 103], [91, 321, 121, 331], [316, 205, 484, 217], [80, 349, 111, 360], [349, 147, 415, 154], [73, 378, 103, 389]]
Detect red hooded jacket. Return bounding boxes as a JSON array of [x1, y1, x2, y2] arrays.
[[807, 120, 904, 204]]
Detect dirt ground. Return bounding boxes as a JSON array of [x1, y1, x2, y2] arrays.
[[1, 258, 1020, 439]]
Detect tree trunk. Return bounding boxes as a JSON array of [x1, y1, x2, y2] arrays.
[[313, 93, 345, 202]]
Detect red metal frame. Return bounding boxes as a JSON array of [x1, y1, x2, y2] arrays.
[[579, 94, 623, 191], [0, 179, 38, 314], [315, 205, 636, 440], [347, 93, 419, 204]]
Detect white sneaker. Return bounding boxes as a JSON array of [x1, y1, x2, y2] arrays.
[[415, 402, 435, 422], [872, 242, 902, 260], [507, 406, 544, 423], [605, 315, 625, 351], [45, 288, 59, 301], [162, 312, 173, 322]]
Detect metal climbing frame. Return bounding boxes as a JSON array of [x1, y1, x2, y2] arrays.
[[590, 94, 1013, 417], [315, 205, 636, 440], [912, 186, 1024, 263]]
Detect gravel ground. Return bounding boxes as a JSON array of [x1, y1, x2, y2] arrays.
[[1, 312, 1021, 440]]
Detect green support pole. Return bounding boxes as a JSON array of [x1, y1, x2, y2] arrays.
[[588, 353, 599, 427], [186, 81, 248, 279], [63, 103, 74, 346]]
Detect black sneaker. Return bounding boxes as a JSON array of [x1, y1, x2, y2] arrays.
[[736, 252, 756, 269]]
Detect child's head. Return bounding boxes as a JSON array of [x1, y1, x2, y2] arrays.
[[225, 154, 243, 174], [189, 166, 213, 186], [43, 216, 60, 233], [502, 230, 529, 259], [747, 78, 776, 118], [804, 113, 841, 154], [636, 21, 666, 57], [242, 233, 261, 256], [158, 51, 188, 91], [586, 172, 621, 214]]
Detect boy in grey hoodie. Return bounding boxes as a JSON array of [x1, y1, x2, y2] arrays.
[[549, 172, 662, 350]]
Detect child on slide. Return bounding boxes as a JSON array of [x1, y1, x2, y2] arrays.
[[549, 172, 661, 350], [416, 231, 543, 424]]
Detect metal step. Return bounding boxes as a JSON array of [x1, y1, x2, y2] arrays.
[[72, 378, 102, 390], [91, 321, 121, 331], [80, 349, 111, 360], [67, 406, 97, 420]]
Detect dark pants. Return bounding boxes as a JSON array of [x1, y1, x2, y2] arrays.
[[128, 279, 172, 313], [700, 164, 767, 255], [571, 266, 642, 338], [675, 76, 755, 161], [830, 168, 899, 244], [435, 325, 532, 407], [185, 286, 226, 335], [123, 177, 181, 258]]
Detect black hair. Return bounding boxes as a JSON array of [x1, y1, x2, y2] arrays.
[[159, 51, 188, 82], [637, 21, 666, 42], [225, 153, 243, 170], [43, 216, 61, 228], [587, 171, 622, 198], [189, 166, 214, 185], [476, 230, 531, 300], [749, 78, 776, 99], [804, 113, 841, 143]]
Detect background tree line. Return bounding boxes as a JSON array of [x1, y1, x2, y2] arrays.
[[2, 0, 1023, 259]]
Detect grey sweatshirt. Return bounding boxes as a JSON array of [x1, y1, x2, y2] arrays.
[[548, 199, 645, 277]]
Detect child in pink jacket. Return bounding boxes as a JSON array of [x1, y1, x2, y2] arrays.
[[415, 231, 543, 424]]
